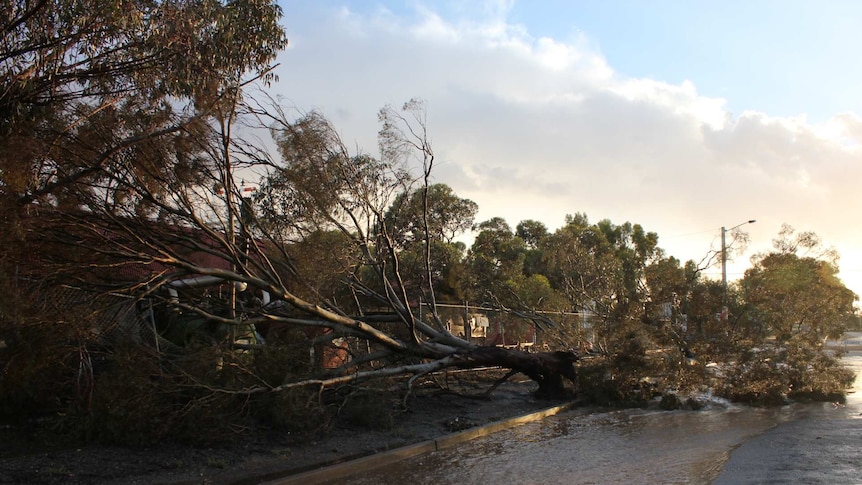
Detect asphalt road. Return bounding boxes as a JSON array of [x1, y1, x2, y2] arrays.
[[714, 348, 862, 485], [713, 410, 862, 484]]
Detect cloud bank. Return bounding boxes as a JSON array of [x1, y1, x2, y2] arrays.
[[274, 2, 862, 296]]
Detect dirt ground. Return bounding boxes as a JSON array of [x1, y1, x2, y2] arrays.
[[0, 370, 563, 485]]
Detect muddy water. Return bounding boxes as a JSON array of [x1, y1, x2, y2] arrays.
[[343, 351, 862, 485]]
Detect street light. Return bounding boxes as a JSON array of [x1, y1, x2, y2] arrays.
[[721, 219, 756, 320]]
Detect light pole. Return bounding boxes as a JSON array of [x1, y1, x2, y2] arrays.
[[721, 219, 756, 320]]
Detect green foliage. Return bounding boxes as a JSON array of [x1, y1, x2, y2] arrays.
[[246, 336, 329, 434], [262, 112, 411, 238], [741, 252, 855, 344], [783, 345, 855, 401], [575, 314, 695, 406], [1, 0, 292, 444], [385, 183, 478, 247], [1, 308, 331, 445], [397, 239, 470, 301], [845, 314, 862, 331], [541, 215, 621, 316], [278, 230, 361, 304], [468, 217, 528, 299], [2, 0, 286, 108], [644, 257, 687, 314], [17, 338, 331, 446], [0, 287, 126, 420], [2, 0, 287, 210], [516, 220, 548, 249], [576, 354, 659, 407], [5, 32, 859, 451], [709, 225, 859, 404], [506, 274, 568, 311], [716, 349, 793, 406]]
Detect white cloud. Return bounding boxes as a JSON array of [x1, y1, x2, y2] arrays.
[[610, 78, 728, 129], [274, 2, 862, 297]]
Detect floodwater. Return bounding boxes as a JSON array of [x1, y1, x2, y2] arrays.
[[343, 349, 862, 485]]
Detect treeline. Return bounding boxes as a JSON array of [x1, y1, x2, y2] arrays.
[[302, 180, 857, 407]]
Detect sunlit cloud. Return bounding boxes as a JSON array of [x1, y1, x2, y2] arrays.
[[275, 2, 862, 296]]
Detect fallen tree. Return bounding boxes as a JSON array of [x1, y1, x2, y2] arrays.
[[6, 98, 577, 435]]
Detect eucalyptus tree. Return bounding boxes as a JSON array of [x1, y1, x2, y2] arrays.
[[4, 90, 580, 443], [538, 213, 688, 400], [740, 225, 856, 345], [109, 99, 577, 401], [541, 213, 620, 319], [466, 217, 527, 300], [516, 219, 548, 276], [464, 217, 566, 314], [1, 0, 286, 211], [0, 0, 288, 433], [384, 183, 477, 248], [643, 257, 726, 340], [723, 225, 857, 403], [515, 219, 548, 250], [252, 102, 579, 398], [382, 183, 476, 302]]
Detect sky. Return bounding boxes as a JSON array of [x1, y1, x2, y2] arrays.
[[271, 0, 862, 299]]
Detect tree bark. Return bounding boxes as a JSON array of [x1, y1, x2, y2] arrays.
[[453, 347, 578, 399]]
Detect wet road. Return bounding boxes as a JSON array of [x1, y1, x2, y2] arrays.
[[714, 350, 862, 484], [342, 350, 862, 485]]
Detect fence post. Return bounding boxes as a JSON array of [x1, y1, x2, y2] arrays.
[[462, 301, 468, 343]]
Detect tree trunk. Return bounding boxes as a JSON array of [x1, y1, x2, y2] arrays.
[[454, 347, 578, 399]]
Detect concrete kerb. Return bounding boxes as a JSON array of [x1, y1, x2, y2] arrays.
[[263, 402, 576, 485]]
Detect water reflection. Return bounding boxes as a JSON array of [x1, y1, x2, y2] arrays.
[[344, 406, 787, 484], [343, 353, 861, 485]]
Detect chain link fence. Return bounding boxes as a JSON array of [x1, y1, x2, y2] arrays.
[[418, 302, 594, 352]]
